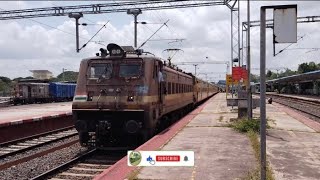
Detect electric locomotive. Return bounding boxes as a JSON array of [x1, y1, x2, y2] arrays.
[[72, 43, 217, 148]]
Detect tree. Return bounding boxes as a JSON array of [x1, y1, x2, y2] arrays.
[[250, 74, 259, 83], [56, 71, 79, 82], [266, 70, 278, 80], [0, 76, 11, 84], [0, 78, 11, 96], [278, 68, 297, 78], [266, 70, 272, 78], [298, 61, 320, 74], [12, 76, 34, 82]]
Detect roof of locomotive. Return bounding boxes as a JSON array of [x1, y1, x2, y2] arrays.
[[82, 52, 159, 61], [81, 54, 195, 77]]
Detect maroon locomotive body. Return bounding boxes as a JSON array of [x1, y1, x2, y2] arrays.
[[72, 44, 219, 148]]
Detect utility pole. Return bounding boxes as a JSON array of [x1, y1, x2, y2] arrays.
[[127, 9, 142, 48], [247, 0, 252, 119], [193, 64, 198, 76], [62, 68, 67, 82], [68, 13, 83, 53]]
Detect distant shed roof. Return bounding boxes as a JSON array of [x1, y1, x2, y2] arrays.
[[30, 70, 52, 73], [269, 70, 320, 84]]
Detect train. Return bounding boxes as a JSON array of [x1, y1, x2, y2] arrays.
[[72, 43, 220, 148], [12, 80, 76, 105]]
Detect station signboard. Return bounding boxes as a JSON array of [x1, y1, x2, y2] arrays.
[[226, 74, 232, 85], [232, 67, 242, 81], [232, 67, 248, 81]]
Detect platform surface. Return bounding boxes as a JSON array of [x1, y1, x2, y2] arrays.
[[253, 100, 320, 180], [135, 93, 256, 180], [0, 102, 72, 124], [96, 93, 320, 180]]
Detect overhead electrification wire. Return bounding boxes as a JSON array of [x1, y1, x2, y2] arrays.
[[275, 34, 306, 56], [142, 24, 164, 39], [0, 7, 89, 41], [78, 21, 110, 51], [138, 19, 169, 49]]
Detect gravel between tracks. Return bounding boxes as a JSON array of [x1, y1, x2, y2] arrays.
[[0, 135, 79, 165], [0, 139, 88, 180]]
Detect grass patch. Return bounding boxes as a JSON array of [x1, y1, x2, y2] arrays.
[[230, 118, 271, 133], [242, 130, 274, 180], [231, 118, 261, 133], [229, 119, 274, 180]]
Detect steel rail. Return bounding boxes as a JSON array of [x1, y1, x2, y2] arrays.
[[0, 126, 75, 147], [0, 139, 79, 170], [0, 127, 77, 159], [267, 94, 320, 120]]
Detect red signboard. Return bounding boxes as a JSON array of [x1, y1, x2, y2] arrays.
[[242, 68, 248, 80], [232, 67, 242, 81], [232, 67, 248, 81]]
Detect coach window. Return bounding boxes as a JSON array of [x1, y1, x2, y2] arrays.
[[176, 83, 178, 94], [176, 83, 179, 94], [171, 83, 174, 94]]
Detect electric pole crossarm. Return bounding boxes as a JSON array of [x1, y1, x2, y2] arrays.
[[243, 15, 320, 28], [0, 0, 225, 20]]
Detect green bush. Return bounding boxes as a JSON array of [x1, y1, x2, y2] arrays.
[[232, 119, 261, 133]]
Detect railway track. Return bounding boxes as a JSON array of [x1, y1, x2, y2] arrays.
[[267, 94, 320, 120], [31, 149, 125, 180], [0, 126, 77, 159]]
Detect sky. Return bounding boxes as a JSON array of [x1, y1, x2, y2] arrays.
[[0, 1, 319, 82]]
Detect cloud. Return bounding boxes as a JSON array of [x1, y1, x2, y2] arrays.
[[0, 1, 319, 81]]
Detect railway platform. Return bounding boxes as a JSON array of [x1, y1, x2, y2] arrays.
[[95, 93, 257, 180], [95, 93, 320, 180], [0, 102, 73, 143], [254, 101, 320, 180]]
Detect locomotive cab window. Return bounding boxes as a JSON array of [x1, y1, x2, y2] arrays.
[[119, 63, 142, 78], [89, 63, 113, 79]]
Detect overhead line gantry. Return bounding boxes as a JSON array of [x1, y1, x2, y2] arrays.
[[0, 0, 240, 71]]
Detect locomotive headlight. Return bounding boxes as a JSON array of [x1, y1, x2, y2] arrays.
[[87, 91, 94, 101], [111, 49, 121, 55], [127, 95, 134, 102]]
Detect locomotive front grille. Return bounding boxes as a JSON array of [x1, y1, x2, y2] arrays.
[[74, 110, 145, 133]]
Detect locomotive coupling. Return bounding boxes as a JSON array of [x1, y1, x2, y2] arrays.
[[126, 120, 142, 133], [98, 121, 112, 135]]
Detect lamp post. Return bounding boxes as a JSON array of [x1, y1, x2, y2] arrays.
[[247, 0, 252, 119], [127, 9, 142, 48], [193, 64, 198, 76], [68, 13, 83, 53]]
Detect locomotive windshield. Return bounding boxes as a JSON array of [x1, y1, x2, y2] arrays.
[[89, 63, 113, 79], [119, 63, 141, 78]]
